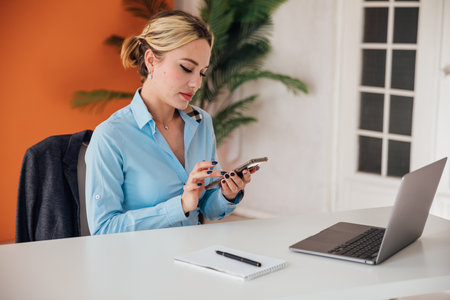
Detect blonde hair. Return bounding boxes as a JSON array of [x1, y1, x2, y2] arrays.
[[121, 10, 213, 82]]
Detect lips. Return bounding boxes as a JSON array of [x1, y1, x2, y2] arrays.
[[180, 92, 193, 101]]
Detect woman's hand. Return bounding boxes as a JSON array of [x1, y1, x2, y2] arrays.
[[181, 161, 225, 214], [220, 166, 259, 201]]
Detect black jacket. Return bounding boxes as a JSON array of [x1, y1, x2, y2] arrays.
[[16, 130, 92, 242]]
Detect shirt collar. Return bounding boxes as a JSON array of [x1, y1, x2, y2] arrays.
[[130, 88, 203, 132], [130, 88, 153, 130], [182, 105, 202, 124]]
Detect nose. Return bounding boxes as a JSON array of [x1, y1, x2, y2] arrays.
[[188, 74, 202, 91]]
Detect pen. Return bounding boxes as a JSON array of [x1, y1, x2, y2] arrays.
[[216, 250, 262, 267]]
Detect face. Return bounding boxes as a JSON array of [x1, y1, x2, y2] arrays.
[[145, 39, 211, 110]]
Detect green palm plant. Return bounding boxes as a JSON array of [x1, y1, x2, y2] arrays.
[[197, 0, 307, 144], [72, 0, 308, 145]]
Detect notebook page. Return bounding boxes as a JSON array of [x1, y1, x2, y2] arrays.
[[174, 245, 287, 280]]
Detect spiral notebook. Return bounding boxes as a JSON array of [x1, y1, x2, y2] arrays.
[[174, 245, 287, 281]]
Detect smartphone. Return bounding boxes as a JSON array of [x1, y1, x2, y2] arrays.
[[205, 157, 268, 190]]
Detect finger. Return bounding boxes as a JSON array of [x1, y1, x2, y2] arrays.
[[189, 170, 226, 183], [220, 178, 233, 194], [223, 173, 241, 193], [188, 160, 219, 183], [248, 165, 260, 174], [195, 160, 218, 171], [184, 182, 204, 192], [241, 169, 252, 184], [229, 171, 246, 190], [205, 170, 227, 178]]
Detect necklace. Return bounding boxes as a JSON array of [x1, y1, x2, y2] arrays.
[[154, 113, 176, 131], [157, 121, 170, 130]]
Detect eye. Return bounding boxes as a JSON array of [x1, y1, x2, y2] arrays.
[[180, 64, 192, 73], [181, 64, 206, 78]]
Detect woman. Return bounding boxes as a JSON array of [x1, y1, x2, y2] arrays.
[[85, 10, 256, 235]]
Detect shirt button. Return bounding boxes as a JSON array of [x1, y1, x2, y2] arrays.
[[95, 195, 100, 200]]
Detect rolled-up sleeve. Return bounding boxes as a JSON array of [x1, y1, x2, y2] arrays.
[[85, 124, 188, 235], [197, 121, 241, 221]]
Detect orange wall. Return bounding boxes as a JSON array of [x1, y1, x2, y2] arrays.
[[0, 0, 173, 242]]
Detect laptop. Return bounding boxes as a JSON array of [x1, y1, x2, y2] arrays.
[[289, 157, 447, 265]]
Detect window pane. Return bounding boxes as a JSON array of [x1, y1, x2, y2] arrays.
[[391, 50, 416, 90], [388, 140, 410, 177], [364, 8, 388, 43], [393, 8, 419, 44], [358, 136, 382, 174], [389, 95, 413, 135], [360, 92, 384, 132], [362, 50, 386, 87]]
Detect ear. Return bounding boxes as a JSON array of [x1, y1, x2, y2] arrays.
[[144, 49, 155, 72]]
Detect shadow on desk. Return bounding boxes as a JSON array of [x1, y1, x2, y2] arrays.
[[396, 291, 450, 300], [203, 212, 252, 224]]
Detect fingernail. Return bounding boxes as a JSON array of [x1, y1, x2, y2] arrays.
[[212, 161, 218, 165], [207, 170, 212, 174], [220, 171, 226, 175], [225, 174, 230, 179], [197, 183, 202, 186], [230, 172, 235, 176], [222, 180, 226, 183]]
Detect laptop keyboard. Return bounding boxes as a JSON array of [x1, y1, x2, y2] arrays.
[[328, 227, 386, 260]]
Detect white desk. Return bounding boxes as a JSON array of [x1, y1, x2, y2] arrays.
[[1, 207, 449, 300]]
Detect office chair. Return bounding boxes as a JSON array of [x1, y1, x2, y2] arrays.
[[16, 130, 93, 242], [77, 140, 90, 236]]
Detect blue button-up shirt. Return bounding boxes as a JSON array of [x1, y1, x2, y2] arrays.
[[85, 89, 239, 235]]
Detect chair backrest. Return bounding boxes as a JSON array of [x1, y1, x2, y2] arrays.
[[77, 141, 90, 236], [16, 130, 93, 242]]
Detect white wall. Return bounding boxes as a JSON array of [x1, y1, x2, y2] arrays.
[[233, 0, 338, 217], [174, 0, 339, 217]]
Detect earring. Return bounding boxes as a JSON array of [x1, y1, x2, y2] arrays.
[[148, 72, 152, 80]]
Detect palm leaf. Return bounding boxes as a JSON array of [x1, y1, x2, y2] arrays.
[[233, 0, 287, 23], [229, 70, 308, 94], [210, 18, 273, 69], [214, 94, 258, 121], [203, 13, 276, 107], [200, 0, 234, 52], [212, 94, 258, 144], [199, 0, 213, 23], [123, 0, 169, 19], [104, 0, 170, 49], [236, 19, 273, 50], [105, 35, 125, 49], [203, 40, 271, 105], [217, 38, 271, 71], [213, 116, 257, 145], [196, 79, 220, 109], [72, 90, 134, 111]]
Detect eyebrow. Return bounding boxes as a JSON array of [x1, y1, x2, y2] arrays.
[[181, 58, 208, 69]]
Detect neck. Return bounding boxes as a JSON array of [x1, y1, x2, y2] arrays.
[[140, 85, 176, 125]]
